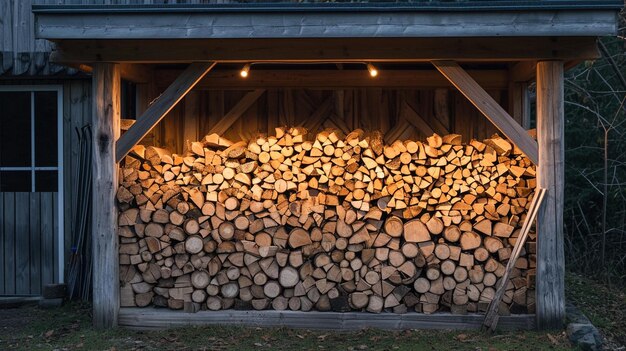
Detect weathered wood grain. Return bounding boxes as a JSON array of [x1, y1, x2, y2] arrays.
[[3, 193, 15, 295], [118, 308, 535, 331], [92, 62, 121, 328], [34, 9, 617, 39], [535, 61, 566, 330], [0, 192, 59, 296], [15, 192, 30, 294], [41, 192, 55, 286], [48, 37, 601, 64], [52, 192, 59, 283], [29, 193, 42, 295]]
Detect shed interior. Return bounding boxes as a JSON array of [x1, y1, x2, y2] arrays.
[[138, 62, 527, 153], [113, 60, 538, 324]]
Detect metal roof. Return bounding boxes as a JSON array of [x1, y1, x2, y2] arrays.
[[32, 1, 623, 14]]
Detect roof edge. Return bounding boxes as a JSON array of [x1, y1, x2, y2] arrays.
[[32, 1, 624, 14]]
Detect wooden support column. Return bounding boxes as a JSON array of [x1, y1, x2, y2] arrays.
[[92, 63, 121, 329], [536, 61, 565, 330]]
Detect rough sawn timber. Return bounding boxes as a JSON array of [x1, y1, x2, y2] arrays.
[[33, 8, 617, 39], [48, 37, 600, 64], [535, 61, 566, 330], [119, 308, 535, 331], [92, 63, 121, 329]]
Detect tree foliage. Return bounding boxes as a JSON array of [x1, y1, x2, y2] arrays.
[[563, 37, 626, 285]]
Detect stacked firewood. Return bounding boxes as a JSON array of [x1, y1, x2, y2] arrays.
[[117, 127, 536, 315]]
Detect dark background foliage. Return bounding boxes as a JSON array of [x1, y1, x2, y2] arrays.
[[561, 36, 626, 286]]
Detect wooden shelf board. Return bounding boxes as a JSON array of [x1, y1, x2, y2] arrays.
[[119, 308, 535, 330]]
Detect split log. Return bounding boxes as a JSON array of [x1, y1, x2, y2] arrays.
[[117, 127, 537, 315]]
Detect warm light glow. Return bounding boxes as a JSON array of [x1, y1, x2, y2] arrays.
[[367, 63, 378, 77], [240, 64, 251, 78]]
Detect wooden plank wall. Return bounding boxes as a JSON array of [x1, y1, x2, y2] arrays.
[[151, 88, 507, 154], [2, 0, 236, 76], [62, 79, 93, 254], [0, 192, 58, 295], [0, 0, 73, 76]]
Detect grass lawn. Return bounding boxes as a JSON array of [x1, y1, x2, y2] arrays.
[[0, 273, 622, 351]]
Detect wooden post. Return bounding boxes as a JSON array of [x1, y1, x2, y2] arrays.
[[535, 61, 565, 330], [92, 62, 121, 329]]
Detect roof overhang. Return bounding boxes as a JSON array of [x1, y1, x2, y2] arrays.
[[33, 2, 620, 40]]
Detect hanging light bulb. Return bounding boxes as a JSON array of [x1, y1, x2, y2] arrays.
[[367, 63, 378, 77], [240, 64, 251, 78]]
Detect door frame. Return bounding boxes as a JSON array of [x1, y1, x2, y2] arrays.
[[0, 84, 64, 284]]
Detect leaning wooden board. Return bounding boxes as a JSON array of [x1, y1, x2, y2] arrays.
[[483, 188, 546, 331], [117, 126, 537, 315]]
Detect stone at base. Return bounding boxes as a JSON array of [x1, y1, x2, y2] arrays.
[[567, 323, 603, 351]]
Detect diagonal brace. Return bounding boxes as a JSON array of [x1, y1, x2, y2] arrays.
[[116, 62, 216, 162], [432, 60, 538, 164]]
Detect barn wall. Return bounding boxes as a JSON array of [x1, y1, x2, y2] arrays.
[[151, 88, 507, 154], [0, 192, 58, 295]]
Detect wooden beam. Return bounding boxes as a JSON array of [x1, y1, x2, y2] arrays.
[[115, 62, 216, 162], [92, 62, 121, 329], [209, 89, 265, 135], [155, 69, 510, 90], [510, 61, 538, 83], [119, 63, 153, 84], [34, 8, 618, 40], [432, 60, 539, 164], [61, 63, 153, 84], [50, 37, 601, 64], [536, 61, 566, 330]]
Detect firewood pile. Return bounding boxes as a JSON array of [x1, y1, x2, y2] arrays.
[[117, 127, 536, 314]]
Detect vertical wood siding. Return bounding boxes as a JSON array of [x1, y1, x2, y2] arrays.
[[2, 0, 239, 76], [0, 0, 65, 76], [63, 79, 92, 254], [0, 192, 58, 295], [151, 88, 507, 154]]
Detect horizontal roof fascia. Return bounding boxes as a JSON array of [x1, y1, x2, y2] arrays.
[[34, 6, 619, 40], [32, 2, 624, 13]]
